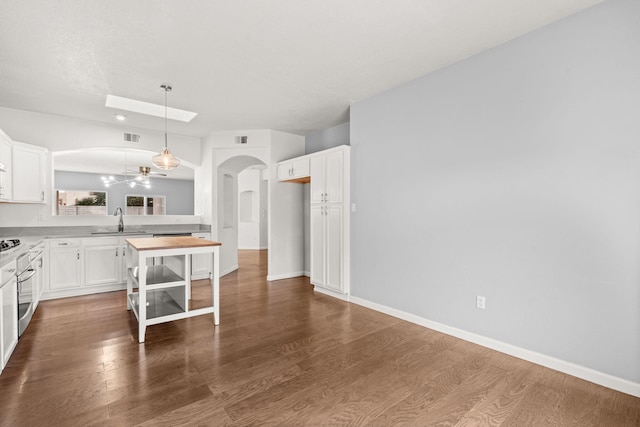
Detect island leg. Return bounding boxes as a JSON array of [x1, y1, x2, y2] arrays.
[[212, 246, 220, 325], [138, 253, 147, 343]]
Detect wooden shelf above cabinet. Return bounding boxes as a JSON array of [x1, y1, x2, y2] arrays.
[[281, 176, 311, 184]]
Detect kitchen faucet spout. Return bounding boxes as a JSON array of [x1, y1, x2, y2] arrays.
[[114, 207, 124, 232]]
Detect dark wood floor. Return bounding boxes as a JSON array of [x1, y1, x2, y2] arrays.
[[1, 250, 638, 426]]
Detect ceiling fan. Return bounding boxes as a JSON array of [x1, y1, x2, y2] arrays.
[[103, 166, 164, 188], [122, 166, 167, 178]]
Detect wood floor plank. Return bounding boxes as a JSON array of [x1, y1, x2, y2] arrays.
[[0, 249, 637, 426]]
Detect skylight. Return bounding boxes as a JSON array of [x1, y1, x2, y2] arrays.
[[105, 95, 197, 122]]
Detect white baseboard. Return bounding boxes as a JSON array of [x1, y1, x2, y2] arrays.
[[349, 296, 640, 398], [41, 283, 127, 301], [304, 270, 310, 277], [220, 265, 239, 277], [313, 286, 349, 301], [266, 271, 306, 281]]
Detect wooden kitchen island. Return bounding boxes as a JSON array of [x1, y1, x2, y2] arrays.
[[125, 236, 221, 343]]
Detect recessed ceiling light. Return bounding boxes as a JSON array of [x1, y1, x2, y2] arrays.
[[115, 114, 127, 121], [105, 94, 197, 122]]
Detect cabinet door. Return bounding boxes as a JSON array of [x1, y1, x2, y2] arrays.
[[12, 143, 46, 203], [324, 205, 343, 292], [0, 135, 12, 201], [84, 245, 120, 287], [278, 158, 310, 182], [292, 158, 310, 178], [277, 162, 292, 181], [310, 204, 325, 287], [32, 256, 44, 311], [49, 248, 81, 290], [1, 279, 18, 367], [324, 150, 343, 204], [191, 233, 212, 280], [310, 155, 326, 204]]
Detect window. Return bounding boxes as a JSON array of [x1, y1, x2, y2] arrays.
[[126, 195, 165, 215], [56, 190, 107, 216]]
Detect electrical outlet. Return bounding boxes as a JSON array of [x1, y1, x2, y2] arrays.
[[476, 295, 486, 309]]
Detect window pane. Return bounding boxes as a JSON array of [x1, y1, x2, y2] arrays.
[[56, 190, 107, 216], [126, 195, 165, 215]]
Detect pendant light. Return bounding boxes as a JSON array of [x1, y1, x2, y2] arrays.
[[152, 84, 181, 170]]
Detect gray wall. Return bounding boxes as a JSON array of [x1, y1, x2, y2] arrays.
[[305, 122, 350, 154], [55, 171, 194, 215], [351, 0, 639, 384]]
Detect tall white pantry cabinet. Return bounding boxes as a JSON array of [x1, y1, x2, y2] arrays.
[[278, 145, 350, 298]]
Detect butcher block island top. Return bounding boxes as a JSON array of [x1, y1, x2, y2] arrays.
[[125, 236, 221, 251], [125, 236, 221, 343]]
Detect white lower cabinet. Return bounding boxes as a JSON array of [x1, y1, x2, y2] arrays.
[[31, 243, 46, 311], [45, 235, 151, 299], [83, 238, 120, 287], [191, 232, 212, 280], [1, 262, 18, 371], [310, 204, 343, 292], [48, 239, 82, 291]]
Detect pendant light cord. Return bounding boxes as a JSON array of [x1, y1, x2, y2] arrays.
[[164, 85, 169, 150]]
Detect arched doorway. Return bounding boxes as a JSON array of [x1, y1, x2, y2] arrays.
[[217, 155, 268, 275]]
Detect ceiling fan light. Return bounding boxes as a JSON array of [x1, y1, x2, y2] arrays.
[[152, 148, 181, 170]]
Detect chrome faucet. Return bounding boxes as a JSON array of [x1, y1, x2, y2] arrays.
[[114, 207, 124, 232]]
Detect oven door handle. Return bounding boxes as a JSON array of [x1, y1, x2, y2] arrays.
[[18, 268, 36, 283]]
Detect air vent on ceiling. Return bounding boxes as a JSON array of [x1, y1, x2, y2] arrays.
[[235, 135, 248, 144], [123, 133, 140, 143]]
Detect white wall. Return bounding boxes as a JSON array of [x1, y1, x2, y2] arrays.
[[259, 170, 268, 249], [238, 168, 266, 250], [0, 107, 203, 227], [350, 0, 640, 390], [268, 130, 306, 280], [305, 122, 350, 155], [0, 107, 201, 163], [205, 130, 271, 276], [202, 129, 306, 280]]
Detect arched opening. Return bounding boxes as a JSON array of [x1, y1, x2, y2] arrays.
[[217, 155, 268, 276], [52, 147, 196, 217]]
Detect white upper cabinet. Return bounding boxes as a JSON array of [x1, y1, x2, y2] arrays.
[[11, 141, 47, 203], [310, 150, 343, 204], [277, 157, 310, 183], [0, 132, 12, 201]]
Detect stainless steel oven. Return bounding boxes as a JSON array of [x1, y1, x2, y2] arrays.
[[16, 252, 35, 337]]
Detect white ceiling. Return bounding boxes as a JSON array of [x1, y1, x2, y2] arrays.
[[0, 0, 604, 138]]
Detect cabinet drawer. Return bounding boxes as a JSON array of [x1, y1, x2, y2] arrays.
[[49, 238, 81, 248]]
